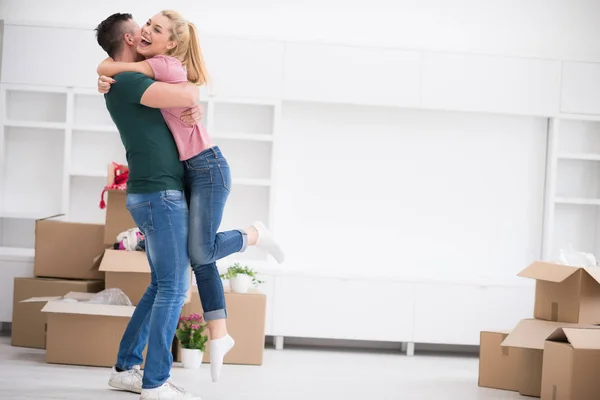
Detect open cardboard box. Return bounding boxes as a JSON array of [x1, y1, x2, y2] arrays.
[[100, 249, 191, 306], [22, 291, 142, 368], [34, 215, 106, 280], [501, 319, 590, 397], [478, 330, 519, 392], [518, 261, 600, 324], [541, 327, 600, 400], [12, 278, 104, 349]]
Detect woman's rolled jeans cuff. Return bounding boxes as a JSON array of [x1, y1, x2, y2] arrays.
[[238, 229, 248, 252], [204, 308, 227, 321]]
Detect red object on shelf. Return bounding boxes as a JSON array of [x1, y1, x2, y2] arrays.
[[99, 162, 129, 209]]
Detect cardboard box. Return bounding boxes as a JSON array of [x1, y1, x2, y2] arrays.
[[104, 190, 135, 246], [25, 292, 143, 368], [104, 163, 135, 246], [501, 319, 586, 397], [176, 287, 267, 365], [541, 327, 600, 400], [34, 217, 106, 280], [100, 249, 191, 306], [11, 277, 104, 348], [478, 331, 519, 391], [518, 261, 600, 323]]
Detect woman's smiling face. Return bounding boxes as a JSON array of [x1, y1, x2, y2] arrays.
[[137, 13, 177, 58]]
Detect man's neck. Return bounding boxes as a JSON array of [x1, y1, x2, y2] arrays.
[[113, 45, 144, 63], [113, 48, 137, 63]]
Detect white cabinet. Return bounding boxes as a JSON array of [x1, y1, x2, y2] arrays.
[[560, 62, 600, 115], [256, 274, 275, 336], [421, 53, 561, 116], [272, 275, 415, 342], [413, 283, 534, 345], [283, 42, 421, 107]]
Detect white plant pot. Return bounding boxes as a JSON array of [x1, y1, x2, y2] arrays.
[[180, 348, 203, 369], [230, 274, 252, 293]]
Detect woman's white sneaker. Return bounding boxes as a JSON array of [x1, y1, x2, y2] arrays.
[[140, 380, 201, 400], [253, 221, 285, 264], [108, 365, 143, 394]]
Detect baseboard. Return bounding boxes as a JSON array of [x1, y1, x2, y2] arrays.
[[265, 336, 479, 355]]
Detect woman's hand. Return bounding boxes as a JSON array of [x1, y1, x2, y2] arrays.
[[97, 75, 115, 94], [180, 104, 204, 126]]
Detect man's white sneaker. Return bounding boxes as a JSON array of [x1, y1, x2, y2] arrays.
[[253, 221, 285, 264], [140, 380, 201, 400], [108, 365, 143, 394]]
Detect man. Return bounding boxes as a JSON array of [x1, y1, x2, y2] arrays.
[[95, 13, 201, 400]]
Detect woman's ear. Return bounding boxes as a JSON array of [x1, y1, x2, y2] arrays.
[[166, 41, 177, 50]]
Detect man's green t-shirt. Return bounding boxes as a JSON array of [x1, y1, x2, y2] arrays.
[[104, 72, 184, 194]]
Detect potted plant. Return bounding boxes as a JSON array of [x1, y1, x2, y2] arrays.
[[220, 263, 263, 293], [175, 313, 208, 369]]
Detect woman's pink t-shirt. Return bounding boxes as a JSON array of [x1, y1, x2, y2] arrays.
[[144, 55, 211, 161]]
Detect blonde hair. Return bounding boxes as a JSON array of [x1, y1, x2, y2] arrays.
[[161, 10, 209, 85]]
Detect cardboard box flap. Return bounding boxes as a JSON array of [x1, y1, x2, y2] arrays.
[[546, 327, 600, 350], [584, 267, 600, 284], [21, 291, 96, 304], [501, 319, 582, 350], [41, 297, 135, 318], [99, 249, 150, 273], [517, 262, 579, 283], [21, 296, 63, 303]]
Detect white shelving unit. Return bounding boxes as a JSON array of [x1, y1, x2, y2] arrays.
[[204, 97, 279, 267], [0, 83, 280, 270], [542, 118, 600, 261]]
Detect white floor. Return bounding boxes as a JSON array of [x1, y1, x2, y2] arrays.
[[0, 335, 521, 400]]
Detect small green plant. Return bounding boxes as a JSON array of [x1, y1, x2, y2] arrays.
[[220, 263, 264, 286], [175, 313, 208, 351]]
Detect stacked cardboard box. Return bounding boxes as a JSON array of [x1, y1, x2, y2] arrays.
[[479, 261, 600, 398], [173, 286, 267, 366], [11, 216, 106, 349]]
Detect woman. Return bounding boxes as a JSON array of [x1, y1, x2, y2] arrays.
[[97, 10, 285, 383]]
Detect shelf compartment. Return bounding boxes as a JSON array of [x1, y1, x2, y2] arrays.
[[555, 197, 600, 206], [0, 217, 36, 249], [211, 138, 272, 181], [218, 184, 271, 263], [73, 93, 114, 126], [0, 246, 35, 262], [212, 102, 274, 137], [71, 129, 125, 177], [558, 120, 600, 154], [6, 90, 67, 123], [1, 127, 64, 217], [556, 159, 600, 199], [558, 153, 600, 161], [552, 203, 600, 260], [68, 176, 106, 224]]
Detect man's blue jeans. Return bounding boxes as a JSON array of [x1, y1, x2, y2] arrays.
[[115, 190, 190, 389]]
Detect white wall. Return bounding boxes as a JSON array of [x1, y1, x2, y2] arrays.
[[275, 103, 547, 283], [2, 0, 600, 62]]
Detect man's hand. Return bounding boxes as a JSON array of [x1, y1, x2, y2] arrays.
[[180, 104, 204, 126], [98, 75, 115, 94]]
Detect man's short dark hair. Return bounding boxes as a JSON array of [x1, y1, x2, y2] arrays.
[[95, 13, 134, 58]]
